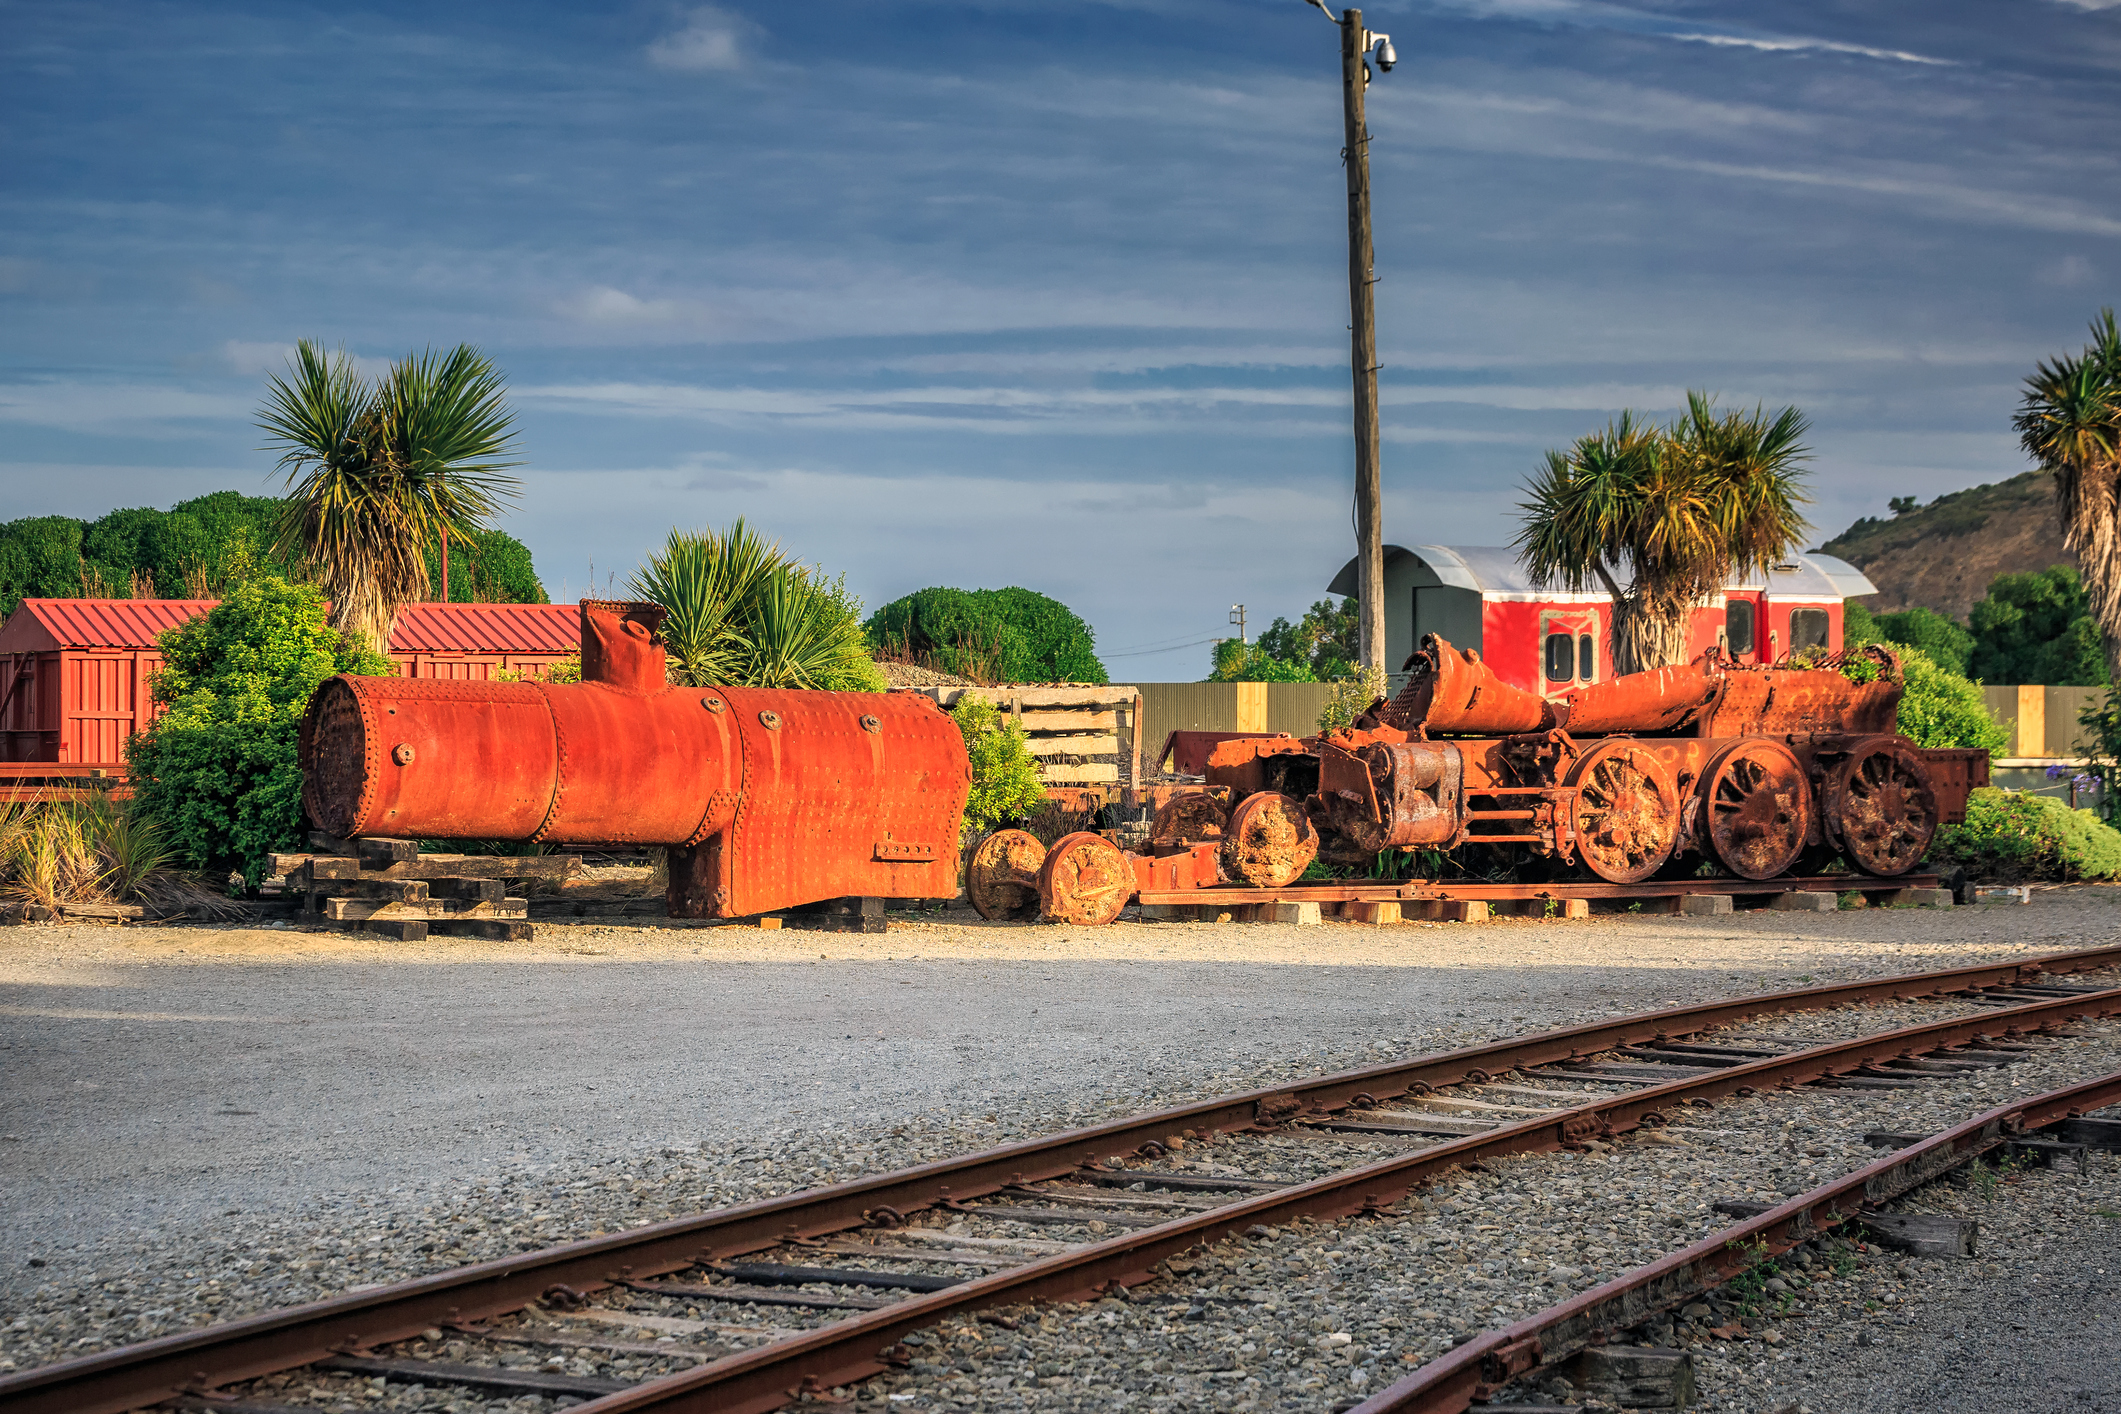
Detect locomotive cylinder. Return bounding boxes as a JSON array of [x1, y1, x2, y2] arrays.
[[299, 604, 971, 918]]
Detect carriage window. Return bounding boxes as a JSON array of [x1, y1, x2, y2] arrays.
[[1577, 634, 1596, 682], [1544, 632, 1576, 683], [1726, 601, 1755, 656], [1791, 607, 1829, 652]]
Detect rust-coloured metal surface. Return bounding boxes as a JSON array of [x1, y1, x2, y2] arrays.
[[1700, 739, 1810, 880], [1156, 729, 1291, 777], [1331, 740, 1463, 851], [1150, 791, 1228, 844], [1222, 791, 1318, 887], [1566, 741, 1680, 883], [1038, 831, 1134, 925], [1554, 658, 1722, 735], [1387, 635, 1553, 735], [301, 604, 969, 918], [967, 829, 1045, 920], [13, 950, 2116, 1414], [1920, 745, 1989, 825], [1351, 1063, 2121, 1413], [1824, 735, 1939, 877]]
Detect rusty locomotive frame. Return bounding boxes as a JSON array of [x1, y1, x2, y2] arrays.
[[296, 604, 1982, 927], [971, 633, 1986, 926]]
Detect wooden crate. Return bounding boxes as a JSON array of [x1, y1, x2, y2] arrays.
[[901, 684, 1141, 801]]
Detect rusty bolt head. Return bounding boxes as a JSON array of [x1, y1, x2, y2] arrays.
[[700, 696, 724, 714], [391, 743, 415, 766], [759, 710, 783, 730], [860, 714, 882, 733]]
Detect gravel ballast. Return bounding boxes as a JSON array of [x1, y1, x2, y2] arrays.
[[2, 887, 2118, 1407]]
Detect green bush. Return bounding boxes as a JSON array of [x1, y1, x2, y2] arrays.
[[128, 574, 392, 887], [1845, 602, 1975, 678], [1929, 786, 2121, 882], [1208, 639, 1316, 682], [1256, 598, 1358, 680], [1841, 627, 2009, 754], [868, 587, 1105, 685], [950, 696, 1048, 835]]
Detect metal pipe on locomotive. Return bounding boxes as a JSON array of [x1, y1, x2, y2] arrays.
[[973, 634, 1987, 925], [298, 602, 971, 919]]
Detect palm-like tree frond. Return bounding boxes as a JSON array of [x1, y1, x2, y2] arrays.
[[1515, 391, 1812, 673], [2016, 309, 2121, 683], [258, 340, 523, 655], [628, 521, 787, 688]]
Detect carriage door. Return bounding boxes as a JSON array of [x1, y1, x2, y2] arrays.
[[1723, 595, 1760, 664], [1540, 608, 1601, 697]]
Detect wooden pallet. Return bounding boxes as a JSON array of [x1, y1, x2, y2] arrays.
[[901, 684, 1141, 800], [274, 836, 581, 942]]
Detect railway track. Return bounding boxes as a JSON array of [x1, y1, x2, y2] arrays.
[[8, 947, 2121, 1414]]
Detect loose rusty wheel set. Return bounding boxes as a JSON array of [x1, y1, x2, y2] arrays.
[[970, 635, 1988, 925]]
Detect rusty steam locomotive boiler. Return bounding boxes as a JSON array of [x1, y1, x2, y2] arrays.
[[299, 602, 970, 919], [970, 634, 1987, 927]]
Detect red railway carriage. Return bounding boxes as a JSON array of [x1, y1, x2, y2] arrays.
[[1325, 545, 1878, 697]]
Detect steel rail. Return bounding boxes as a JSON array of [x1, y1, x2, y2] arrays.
[[5, 945, 2115, 1414], [547, 981, 2121, 1414], [1348, 1064, 2121, 1413], [1135, 871, 1943, 906]]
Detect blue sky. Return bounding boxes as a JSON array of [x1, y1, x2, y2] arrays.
[[5, 0, 2119, 676]]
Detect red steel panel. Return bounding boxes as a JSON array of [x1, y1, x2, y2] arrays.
[[388, 603, 579, 655]]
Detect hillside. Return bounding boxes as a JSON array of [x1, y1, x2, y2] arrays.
[[1816, 470, 2074, 618]]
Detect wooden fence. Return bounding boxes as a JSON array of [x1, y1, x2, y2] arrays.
[[1982, 685, 2104, 760]]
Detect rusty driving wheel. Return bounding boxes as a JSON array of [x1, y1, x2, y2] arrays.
[[1825, 736, 1937, 877], [1152, 792, 1229, 843], [1220, 791, 1318, 888], [967, 828, 1047, 921], [1701, 740, 1811, 881], [1038, 831, 1135, 926], [1567, 741, 1680, 883]]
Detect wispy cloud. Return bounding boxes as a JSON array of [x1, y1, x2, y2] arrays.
[[645, 6, 756, 72], [1428, 0, 1953, 66], [1665, 32, 1953, 66]]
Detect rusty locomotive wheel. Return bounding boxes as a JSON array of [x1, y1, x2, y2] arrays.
[[1152, 791, 1229, 843], [1701, 739, 1812, 881], [1826, 736, 1938, 877], [1038, 831, 1135, 926], [1567, 741, 1680, 883], [1220, 791, 1319, 888], [967, 828, 1047, 921]]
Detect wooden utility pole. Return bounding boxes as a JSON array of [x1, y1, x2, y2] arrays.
[[1340, 9, 1386, 677]]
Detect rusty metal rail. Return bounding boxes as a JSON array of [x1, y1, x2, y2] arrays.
[[1349, 1064, 2121, 1413], [1134, 871, 1943, 907], [6, 946, 2118, 1414], [552, 981, 2121, 1414]]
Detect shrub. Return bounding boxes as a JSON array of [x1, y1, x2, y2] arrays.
[[950, 695, 1047, 835], [868, 587, 1106, 685], [1317, 667, 1388, 733], [1845, 602, 1975, 678], [630, 523, 885, 692], [1208, 640, 1316, 682], [1838, 634, 2008, 754], [128, 574, 392, 887], [1929, 787, 2121, 882]]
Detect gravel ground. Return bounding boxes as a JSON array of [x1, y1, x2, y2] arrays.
[[1, 889, 2118, 1405]]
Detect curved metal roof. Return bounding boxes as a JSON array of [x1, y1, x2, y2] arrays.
[[1327, 546, 1876, 601]]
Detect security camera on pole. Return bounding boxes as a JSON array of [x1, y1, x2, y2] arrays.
[[1303, 0, 1393, 682]]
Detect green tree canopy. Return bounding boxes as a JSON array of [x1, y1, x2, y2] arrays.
[[1968, 565, 2108, 686], [867, 587, 1106, 685], [0, 491, 546, 619], [2014, 308, 2121, 685], [1256, 598, 1357, 680], [1844, 602, 1976, 678]]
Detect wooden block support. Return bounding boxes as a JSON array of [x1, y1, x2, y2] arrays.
[[353, 919, 429, 942], [1678, 893, 1732, 916], [1139, 904, 1192, 922], [1406, 900, 1487, 923], [429, 919, 533, 942], [1038, 762, 1120, 784], [1719, 1196, 1977, 1258], [1024, 735, 1121, 758], [1265, 901, 1321, 925], [1559, 898, 1590, 920], [1562, 1346, 1695, 1410], [1770, 890, 1837, 912], [1878, 887, 1954, 908], [2055, 1118, 2121, 1151], [1018, 710, 1118, 732], [791, 897, 887, 934], [1344, 901, 1400, 924]]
